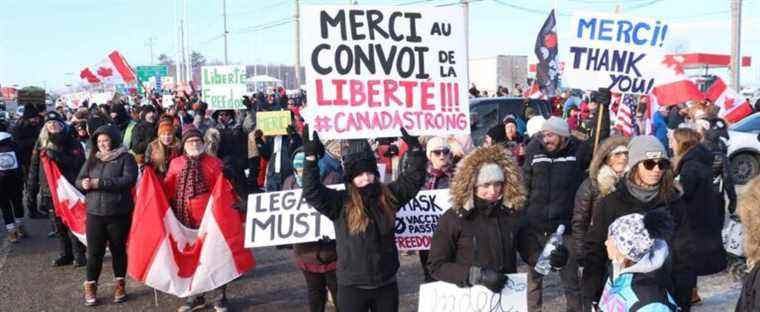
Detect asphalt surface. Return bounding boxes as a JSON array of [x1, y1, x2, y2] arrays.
[[0, 209, 744, 312]]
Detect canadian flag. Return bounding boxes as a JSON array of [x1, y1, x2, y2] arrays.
[[704, 77, 754, 123], [650, 55, 703, 106], [80, 50, 137, 85], [128, 167, 255, 297], [40, 155, 87, 244]]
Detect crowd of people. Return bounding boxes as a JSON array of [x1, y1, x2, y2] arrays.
[[0, 84, 758, 312]]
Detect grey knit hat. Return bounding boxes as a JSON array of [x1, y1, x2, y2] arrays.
[[608, 213, 654, 262], [541, 116, 570, 137], [627, 135, 667, 167], [476, 163, 504, 186]]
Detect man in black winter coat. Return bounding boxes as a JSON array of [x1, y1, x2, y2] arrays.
[[129, 105, 158, 165], [26, 111, 87, 267], [212, 109, 248, 196], [12, 104, 43, 218], [523, 116, 591, 312]]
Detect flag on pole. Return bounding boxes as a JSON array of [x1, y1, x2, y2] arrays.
[[534, 9, 559, 97], [650, 55, 703, 106], [40, 155, 87, 245], [704, 77, 754, 123], [80, 50, 137, 85], [615, 94, 636, 137], [128, 167, 255, 297]]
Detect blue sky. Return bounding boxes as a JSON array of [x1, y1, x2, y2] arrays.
[[2, 0, 759, 91]]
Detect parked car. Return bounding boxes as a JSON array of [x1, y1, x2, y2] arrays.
[[728, 112, 760, 184], [469, 96, 552, 145]]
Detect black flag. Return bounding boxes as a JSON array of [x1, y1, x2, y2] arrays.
[[534, 10, 559, 97]]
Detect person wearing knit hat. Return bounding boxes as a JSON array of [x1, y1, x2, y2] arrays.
[[144, 119, 180, 177], [130, 104, 159, 165], [600, 210, 677, 311], [429, 145, 568, 295], [300, 125, 427, 311], [523, 115, 591, 311], [417, 136, 453, 283], [526, 115, 547, 138]]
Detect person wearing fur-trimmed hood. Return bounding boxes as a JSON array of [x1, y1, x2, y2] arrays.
[[427, 145, 568, 293], [736, 175, 760, 311]]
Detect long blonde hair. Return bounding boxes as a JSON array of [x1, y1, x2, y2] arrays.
[[346, 183, 396, 235], [672, 128, 702, 170]]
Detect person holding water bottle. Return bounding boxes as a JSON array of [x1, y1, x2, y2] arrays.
[[428, 145, 568, 293]]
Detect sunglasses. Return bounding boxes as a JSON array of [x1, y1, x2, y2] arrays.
[[431, 149, 450, 156], [642, 159, 669, 171]]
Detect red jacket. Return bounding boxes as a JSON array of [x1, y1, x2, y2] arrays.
[[163, 154, 223, 228]]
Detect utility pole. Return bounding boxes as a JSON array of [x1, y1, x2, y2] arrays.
[[223, 0, 229, 65], [146, 37, 156, 65], [294, 0, 301, 88], [730, 0, 742, 91]]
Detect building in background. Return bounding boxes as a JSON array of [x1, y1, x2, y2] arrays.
[[469, 55, 528, 96]]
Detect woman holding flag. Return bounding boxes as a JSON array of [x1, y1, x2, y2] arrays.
[[76, 124, 138, 306]]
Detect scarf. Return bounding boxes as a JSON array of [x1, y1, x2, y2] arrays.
[[96, 146, 128, 162], [626, 177, 659, 203], [424, 163, 452, 190], [173, 155, 209, 229]]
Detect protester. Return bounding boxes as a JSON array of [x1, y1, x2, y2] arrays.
[[523, 116, 591, 312], [85, 112, 110, 155], [428, 145, 566, 293], [260, 123, 302, 192], [129, 104, 158, 165], [301, 125, 426, 312], [572, 136, 629, 309], [503, 116, 526, 165], [652, 105, 669, 149], [71, 111, 90, 148], [0, 119, 25, 243], [283, 148, 339, 312], [26, 111, 87, 266], [585, 135, 679, 311], [108, 101, 137, 149], [736, 175, 760, 311], [599, 211, 678, 311], [164, 127, 233, 312], [144, 118, 181, 178], [12, 104, 43, 217], [76, 125, 137, 306], [416, 137, 455, 283], [211, 109, 247, 196], [669, 128, 727, 311]]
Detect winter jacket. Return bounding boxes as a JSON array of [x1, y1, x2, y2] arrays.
[[76, 126, 138, 217], [26, 129, 86, 207], [163, 153, 224, 228], [671, 144, 727, 275], [130, 120, 157, 157], [0, 132, 23, 198], [598, 240, 678, 312], [10, 120, 41, 171], [261, 134, 302, 191], [572, 136, 629, 260], [283, 172, 339, 273], [428, 145, 532, 286], [523, 136, 592, 234], [215, 120, 247, 195], [736, 264, 760, 312], [301, 148, 427, 287], [584, 179, 679, 298]]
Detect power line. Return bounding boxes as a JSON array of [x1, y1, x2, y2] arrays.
[[226, 0, 290, 17], [233, 19, 294, 35], [492, 0, 569, 16]]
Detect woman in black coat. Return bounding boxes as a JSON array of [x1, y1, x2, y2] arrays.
[[669, 128, 727, 311], [301, 126, 426, 312], [76, 125, 138, 307]]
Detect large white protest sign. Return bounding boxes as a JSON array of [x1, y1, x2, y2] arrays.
[[60, 91, 90, 109], [418, 274, 528, 312], [394, 189, 450, 251], [201, 65, 247, 110], [302, 5, 470, 140], [562, 12, 670, 94], [245, 185, 343, 248]]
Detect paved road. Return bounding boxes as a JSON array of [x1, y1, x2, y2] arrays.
[[0, 216, 743, 312]]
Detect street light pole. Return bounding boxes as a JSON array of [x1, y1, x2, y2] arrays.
[[223, 0, 229, 65]]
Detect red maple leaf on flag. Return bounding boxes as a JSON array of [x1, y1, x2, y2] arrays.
[[80, 69, 100, 83], [662, 55, 685, 75], [544, 33, 557, 49], [724, 97, 735, 110], [97, 67, 113, 77]]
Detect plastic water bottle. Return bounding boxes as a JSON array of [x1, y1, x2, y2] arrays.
[[534, 225, 566, 275]]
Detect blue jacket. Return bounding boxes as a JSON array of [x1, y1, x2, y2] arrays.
[[652, 113, 668, 149], [599, 240, 677, 312]]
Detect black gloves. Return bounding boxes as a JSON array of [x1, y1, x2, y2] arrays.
[[549, 244, 569, 269], [400, 128, 421, 150], [301, 124, 324, 159], [468, 266, 508, 293]]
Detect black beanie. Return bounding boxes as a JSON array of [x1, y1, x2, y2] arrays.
[[342, 140, 379, 181]]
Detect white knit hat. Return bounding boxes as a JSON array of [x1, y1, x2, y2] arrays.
[[476, 163, 504, 186]]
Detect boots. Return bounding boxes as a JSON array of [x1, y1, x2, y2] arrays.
[[114, 278, 127, 303], [83, 281, 98, 306]]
